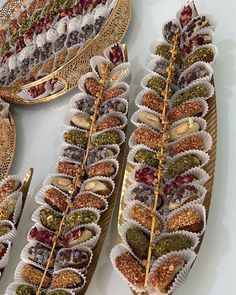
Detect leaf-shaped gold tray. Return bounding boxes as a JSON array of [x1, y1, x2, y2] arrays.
[[0, 112, 16, 181], [0, 0, 131, 105]]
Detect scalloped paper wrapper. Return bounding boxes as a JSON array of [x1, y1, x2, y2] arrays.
[[122, 200, 165, 234], [100, 97, 129, 116], [104, 81, 130, 100], [54, 245, 93, 272], [176, 1, 198, 26], [67, 16, 82, 34], [90, 55, 113, 79], [131, 108, 162, 132], [43, 173, 73, 189], [96, 112, 128, 131], [45, 79, 65, 95], [14, 260, 48, 286], [103, 43, 127, 64], [110, 243, 147, 293], [5, 282, 47, 295], [118, 220, 150, 262], [169, 98, 209, 122], [183, 27, 214, 48], [47, 289, 74, 295], [63, 223, 101, 249], [170, 116, 208, 138], [86, 158, 119, 180], [149, 39, 171, 59], [165, 166, 210, 187], [34, 185, 69, 207], [168, 130, 213, 154], [147, 249, 197, 295], [178, 61, 213, 89], [66, 207, 101, 228], [55, 16, 69, 36], [78, 71, 99, 94], [162, 18, 182, 45], [183, 43, 218, 69], [128, 165, 157, 185], [0, 220, 17, 242], [20, 241, 51, 267], [70, 92, 95, 113], [50, 267, 86, 293], [0, 191, 23, 224], [91, 128, 126, 147], [163, 183, 207, 215], [31, 204, 63, 230], [166, 203, 207, 237], [0, 174, 22, 198], [57, 143, 85, 164], [86, 144, 121, 166], [128, 125, 161, 150], [80, 176, 115, 199], [109, 62, 131, 86], [165, 149, 210, 180], [154, 231, 200, 253], [172, 79, 215, 106], [0, 240, 11, 269], [94, 3, 112, 20], [127, 144, 159, 167], [72, 191, 108, 213], [27, 223, 56, 247]]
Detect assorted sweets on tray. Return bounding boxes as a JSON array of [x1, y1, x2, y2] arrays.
[[111, 3, 216, 294], [0, 175, 24, 277], [6, 43, 130, 294], [0, 0, 116, 100]]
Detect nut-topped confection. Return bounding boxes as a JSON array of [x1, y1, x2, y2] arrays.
[[21, 264, 51, 288], [87, 161, 116, 178], [44, 188, 68, 212], [134, 128, 161, 150], [0, 179, 21, 203], [169, 135, 205, 155], [169, 121, 200, 141], [168, 100, 204, 122], [73, 193, 105, 211], [51, 269, 84, 289], [142, 92, 164, 114]]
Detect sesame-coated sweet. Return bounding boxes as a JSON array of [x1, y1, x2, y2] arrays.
[[168, 154, 201, 178], [134, 128, 161, 150], [44, 188, 68, 212], [115, 252, 145, 287], [64, 130, 88, 148], [102, 86, 126, 103], [168, 101, 204, 122], [96, 116, 122, 131], [73, 194, 105, 210], [169, 135, 205, 155], [131, 204, 162, 234], [167, 209, 203, 233], [173, 85, 209, 106], [87, 162, 116, 178], [51, 270, 83, 289], [84, 77, 101, 97], [0, 179, 21, 203], [151, 256, 185, 292], [142, 92, 164, 114], [21, 264, 51, 288], [57, 161, 80, 177]]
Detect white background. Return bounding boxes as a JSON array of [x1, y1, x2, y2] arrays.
[[0, 0, 236, 294]]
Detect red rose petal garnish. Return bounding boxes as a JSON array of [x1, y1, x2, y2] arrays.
[[180, 5, 193, 27]]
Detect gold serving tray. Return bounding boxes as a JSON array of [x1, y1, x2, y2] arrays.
[[0, 0, 131, 105], [0, 112, 16, 181]]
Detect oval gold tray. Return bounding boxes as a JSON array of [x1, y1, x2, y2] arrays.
[[0, 112, 16, 181], [0, 0, 131, 105]]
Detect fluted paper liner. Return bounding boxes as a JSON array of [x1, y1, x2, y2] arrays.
[[0, 240, 11, 269], [104, 81, 130, 100], [168, 130, 213, 154], [95, 112, 128, 131], [148, 249, 197, 294], [14, 260, 46, 285], [110, 243, 147, 293], [0, 174, 22, 199], [0, 99, 10, 118], [91, 128, 126, 147], [55, 158, 82, 177], [122, 200, 165, 234], [5, 282, 47, 295], [166, 203, 207, 237], [183, 27, 214, 48], [162, 18, 182, 45], [70, 93, 95, 113], [172, 79, 215, 106], [62, 223, 101, 249], [131, 109, 162, 132], [128, 125, 161, 150], [78, 71, 99, 94], [109, 62, 131, 86], [90, 55, 112, 79], [141, 72, 176, 92], [0, 191, 23, 224], [62, 126, 87, 146], [86, 158, 119, 180], [178, 61, 213, 89], [149, 39, 171, 59], [50, 267, 86, 292], [54, 245, 93, 272], [100, 97, 129, 116], [72, 191, 108, 213], [0, 220, 16, 242], [103, 43, 127, 63], [127, 144, 159, 167], [80, 176, 115, 199]]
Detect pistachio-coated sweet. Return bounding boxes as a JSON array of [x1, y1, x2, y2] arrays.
[[126, 228, 149, 260], [64, 130, 88, 148], [93, 131, 120, 147], [39, 208, 62, 231], [16, 284, 46, 295], [183, 47, 214, 69], [134, 149, 158, 167], [67, 210, 97, 229], [173, 85, 209, 106], [168, 154, 201, 178]]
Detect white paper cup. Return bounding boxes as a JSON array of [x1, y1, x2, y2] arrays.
[[0, 191, 23, 224], [0, 240, 11, 269], [0, 220, 16, 242]]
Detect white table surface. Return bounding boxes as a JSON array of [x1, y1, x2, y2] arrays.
[[1, 0, 236, 294]]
